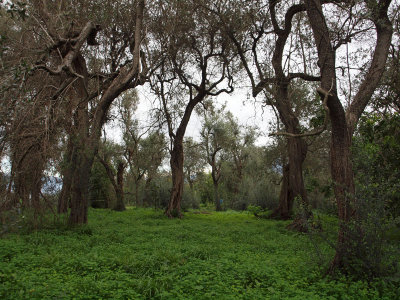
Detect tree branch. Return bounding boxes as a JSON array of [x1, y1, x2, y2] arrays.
[[269, 85, 332, 138], [288, 72, 321, 81]]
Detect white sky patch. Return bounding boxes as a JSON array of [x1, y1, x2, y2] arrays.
[[1, 156, 11, 174], [105, 85, 274, 147]]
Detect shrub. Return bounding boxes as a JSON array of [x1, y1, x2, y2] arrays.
[[341, 182, 400, 280], [247, 205, 270, 219]]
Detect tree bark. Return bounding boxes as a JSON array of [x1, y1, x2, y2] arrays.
[[58, 138, 73, 214], [328, 116, 354, 270], [208, 146, 222, 211], [135, 180, 140, 206], [271, 136, 308, 220], [66, 0, 145, 224], [113, 162, 126, 211], [66, 52, 91, 225], [236, 1, 311, 223], [213, 181, 221, 211], [166, 142, 184, 218], [304, 0, 393, 272], [286, 134, 311, 232], [144, 177, 152, 206], [304, 0, 359, 269], [271, 164, 291, 219], [68, 142, 92, 225], [269, 80, 309, 221], [97, 155, 126, 211], [165, 92, 205, 218]]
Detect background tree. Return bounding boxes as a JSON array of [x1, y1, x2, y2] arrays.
[[0, 0, 148, 224], [96, 140, 126, 211], [209, 0, 321, 225], [0, 2, 65, 220], [183, 137, 206, 191], [139, 131, 168, 206], [225, 113, 258, 196], [200, 103, 233, 211], [149, 0, 235, 217], [117, 90, 166, 207], [354, 112, 400, 216], [88, 159, 114, 209]]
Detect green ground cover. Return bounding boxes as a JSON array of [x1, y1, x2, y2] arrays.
[[0, 208, 398, 299]]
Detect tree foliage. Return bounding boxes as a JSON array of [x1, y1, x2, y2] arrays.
[[0, 0, 399, 281]]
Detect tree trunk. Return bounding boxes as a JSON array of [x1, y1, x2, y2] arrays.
[[52, 0, 146, 225], [271, 85, 309, 221], [69, 189, 88, 224], [165, 142, 184, 218], [113, 162, 126, 211], [57, 177, 71, 214], [304, 0, 355, 269], [328, 120, 355, 271], [272, 137, 308, 221], [304, 0, 392, 272], [68, 96, 91, 225], [271, 164, 291, 219], [68, 154, 91, 225], [31, 173, 42, 213], [13, 172, 28, 209], [165, 95, 204, 218], [188, 179, 194, 191], [144, 178, 151, 206], [58, 138, 73, 214], [286, 136, 312, 231], [135, 179, 140, 207], [214, 180, 221, 211]]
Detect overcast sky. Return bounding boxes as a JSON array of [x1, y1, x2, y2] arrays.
[[105, 85, 275, 147]]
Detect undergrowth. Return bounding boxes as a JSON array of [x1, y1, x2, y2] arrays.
[[0, 208, 398, 299]]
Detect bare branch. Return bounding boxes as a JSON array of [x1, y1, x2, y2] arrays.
[[288, 72, 321, 81], [30, 21, 99, 79], [253, 78, 275, 97]]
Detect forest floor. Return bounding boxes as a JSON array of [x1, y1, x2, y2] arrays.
[[0, 208, 398, 299]]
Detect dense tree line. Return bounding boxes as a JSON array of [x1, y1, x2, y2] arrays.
[[0, 0, 399, 278]]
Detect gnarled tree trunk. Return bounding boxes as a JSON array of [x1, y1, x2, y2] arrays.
[[58, 137, 73, 214], [270, 82, 309, 223], [113, 162, 126, 211], [68, 143, 92, 225], [166, 142, 184, 218], [165, 94, 206, 218], [305, 0, 392, 272], [213, 180, 221, 211], [328, 114, 355, 271], [66, 0, 145, 224], [271, 136, 308, 220], [66, 53, 91, 225]]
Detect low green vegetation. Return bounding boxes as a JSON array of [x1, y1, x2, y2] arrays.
[[1, 208, 398, 299]]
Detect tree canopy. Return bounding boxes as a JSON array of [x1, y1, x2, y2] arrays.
[[0, 0, 399, 281]]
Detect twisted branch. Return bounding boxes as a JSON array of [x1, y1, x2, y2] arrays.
[[269, 84, 332, 138]]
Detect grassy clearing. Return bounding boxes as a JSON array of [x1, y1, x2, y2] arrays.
[[0, 208, 398, 299]]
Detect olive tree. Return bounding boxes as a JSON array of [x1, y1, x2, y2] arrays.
[[149, 0, 236, 217]]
